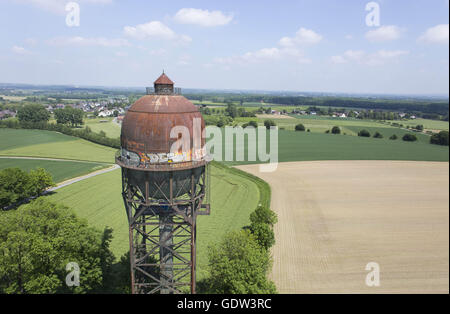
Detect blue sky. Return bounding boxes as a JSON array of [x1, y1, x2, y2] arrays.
[[0, 0, 448, 95]]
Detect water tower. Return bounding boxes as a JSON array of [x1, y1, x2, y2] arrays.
[[116, 73, 210, 294]]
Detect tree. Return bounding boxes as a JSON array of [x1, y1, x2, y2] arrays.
[[430, 131, 449, 146], [295, 124, 306, 131], [55, 107, 84, 127], [206, 230, 277, 294], [29, 168, 55, 196], [0, 168, 54, 209], [17, 104, 50, 124], [248, 205, 277, 250], [264, 120, 276, 130], [358, 129, 371, 137], [225, 103, 238, 118], [402, 133, 418, 142], [389, 134, 398, 140], [250, 205, 278, 226], [0, 199, 115, 294], [243, 120, 258, 128], [331, 126, 341, 134], [373, 132, 383, 139], [249, 223, 274, 251], [0, 168, 32, 208], [54, 108, 70, 125]]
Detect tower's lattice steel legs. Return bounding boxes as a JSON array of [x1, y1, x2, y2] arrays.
[[122, 165, 210, 294]]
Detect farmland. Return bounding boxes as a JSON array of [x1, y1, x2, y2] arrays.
[[46, 163, 261, 280], [238, 161, 449, 293], [0, 128, 116, 163], [402, 118, 449, 131], [214, 129, 448, 165], [0, 157, 107, 183]]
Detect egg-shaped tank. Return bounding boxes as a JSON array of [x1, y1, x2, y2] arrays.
[[116, 73, 207, 200]]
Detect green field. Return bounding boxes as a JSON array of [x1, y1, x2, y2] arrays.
[[235, 115, 395, 134], [46, 163, 261, 279], [344, 126, 431, 143], [85, 117, 121, 139], [215, 129, 448, 165], [0, 129, 116, 163], [0, 158, 107, 183], [402, 118, 449, 131]]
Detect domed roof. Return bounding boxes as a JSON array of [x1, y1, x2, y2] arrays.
[[120, 73, 206, 161], [129, 95, 198, 114]]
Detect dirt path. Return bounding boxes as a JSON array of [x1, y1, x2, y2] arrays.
[[237, 161, 449, 294], [48, 164, 119, 192]]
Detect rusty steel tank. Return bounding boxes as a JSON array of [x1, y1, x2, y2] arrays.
[[117, 72, 207, 199]]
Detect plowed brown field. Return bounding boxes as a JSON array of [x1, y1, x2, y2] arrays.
[[237, 161, 449, 294]]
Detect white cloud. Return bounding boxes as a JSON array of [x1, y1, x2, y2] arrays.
[[212, 26, 319, 67], [279, 27, 322, 47], [24, 38, 38, 45], [330, 55, 347, 64], [149, 48, 167, 56], [375, 50, 409, 58], [418, 24, 449, 44], [331, 49, 409, 66], [177, 55, 191, 66], [47, 36, 130, 47], [365, 25, 404, 42], [123, 21, 191, 44], [124, 21, 175, 40], [214, 47, 310, 66], [114, 51, 128, 57], [13, 0, 112, 15], [12, 45, 32, 55], [174, 8, 233, 27]]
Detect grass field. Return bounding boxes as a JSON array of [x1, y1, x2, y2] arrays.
[[0, 129, 116, 163], [0, 158, 107, 183], [45, 163, 261, 280], [85, 118, 121, 139], [344, 126, 431, 143], [402, 118, 449, 131], [239, 161, 449, 293], [216, 129, 449, 165], [236, 115, 400, 134]]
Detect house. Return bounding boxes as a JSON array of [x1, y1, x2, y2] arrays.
[[0, 109, 16, 120], [98, 110, 113, 117], [339, 113, 347, 118]]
